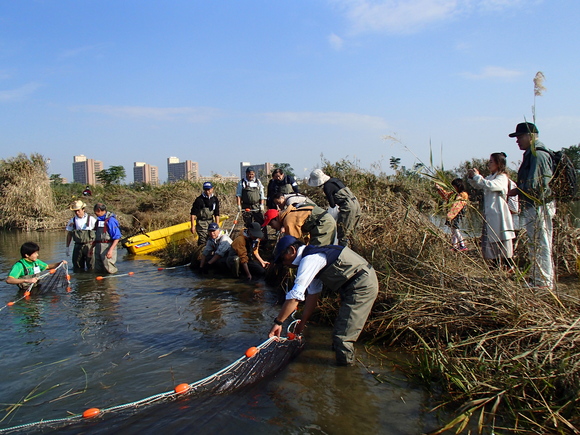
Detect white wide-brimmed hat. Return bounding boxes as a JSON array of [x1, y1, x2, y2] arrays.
[[308, 169, 330, 187], [70, 200, 86, 211]]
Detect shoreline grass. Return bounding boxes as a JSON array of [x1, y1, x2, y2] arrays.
[[2, 154, 580, 432]]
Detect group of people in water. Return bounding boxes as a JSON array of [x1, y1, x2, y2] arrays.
[[5, 120, 557, 365], [190, 166, 376, 365]]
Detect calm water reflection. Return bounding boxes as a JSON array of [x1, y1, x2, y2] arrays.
[[0, 231, 442, 434]]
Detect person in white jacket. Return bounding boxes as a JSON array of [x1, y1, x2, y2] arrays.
[[468, 152, 516, 269]]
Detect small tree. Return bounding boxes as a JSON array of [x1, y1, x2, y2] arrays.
[[50, 173, 64, 184], [96, 166, 126, 186], [389, 156, 401, 172], [273, 163, 296, 178], [562, 144, 580, 177]]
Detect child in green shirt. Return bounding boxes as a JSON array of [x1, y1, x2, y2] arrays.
[[6, 242, 65, 287]]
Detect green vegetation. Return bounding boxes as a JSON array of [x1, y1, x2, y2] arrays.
[[96, 165, 126, 186], [2, 152, 580, 432]]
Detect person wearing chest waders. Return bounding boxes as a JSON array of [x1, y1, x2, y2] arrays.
[[236, 167, 266, 229], [199, 222, 235, 275], [89, 203, 122, 274], [6, 242, 66, 290], [269, 235, 378, 366], [308, 169, 362, 247], [228, 222, 270, 281], [65, 200, 97, 271], [190, 182, 220, 246], [266, 168, 300, 209], [263, 193, 337, 246]]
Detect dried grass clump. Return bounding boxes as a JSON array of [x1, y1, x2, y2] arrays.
[[0, 153, 62, 230], [309, 162, 580, 433]]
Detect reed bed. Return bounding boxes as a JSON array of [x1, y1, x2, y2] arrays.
[[310, 163, 580, 433], [4, 154, 580, 431], [0, 153, 61, 230]]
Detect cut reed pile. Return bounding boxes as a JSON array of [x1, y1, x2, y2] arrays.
[[312, 166, 580, 433], [0, 153, 64, 230]]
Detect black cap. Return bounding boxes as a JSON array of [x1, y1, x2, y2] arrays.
[[273, 235, 297, 263], [509, 122, 538, 137]]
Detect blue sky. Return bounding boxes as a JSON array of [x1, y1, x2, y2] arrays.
[[1, 0, 579, 183]]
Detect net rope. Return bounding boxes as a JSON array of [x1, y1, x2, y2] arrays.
[[0, 334, 303, 433]]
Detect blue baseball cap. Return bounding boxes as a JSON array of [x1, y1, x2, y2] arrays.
[[208, 222, 219, 231], [203, 182, 213, 190], [274, 235, 297, 263]]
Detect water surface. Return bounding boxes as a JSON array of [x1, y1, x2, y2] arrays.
[[0, 231, 442, 434]]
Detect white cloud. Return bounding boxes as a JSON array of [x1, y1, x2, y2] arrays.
[[0, 82, 42, 102], [59, 43, 107, 59], [328, 33, 344, 50], [330, 0, 531, 34], [459, 66, 523, 80], [260, 111, 388, 129], [73, 105, 222, 123]]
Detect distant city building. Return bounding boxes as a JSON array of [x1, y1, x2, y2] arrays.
[[133, 162, 159, 185], [167, 157, 199, 182], [72, 155, 103, 185], [240, 162, 273, 180]]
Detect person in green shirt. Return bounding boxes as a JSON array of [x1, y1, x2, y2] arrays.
[[6, 242, 65, 288]]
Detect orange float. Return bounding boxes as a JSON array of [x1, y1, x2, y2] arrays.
[[49, 269, 56, 274], [287, 333, 296, 340], [128, 272, 134, 275], [7, 301, 15, 306], [96, 276, 104, 280], [245, 346, 259, 358], [174, 383, 190, 394], [82, 408, 101, 418]]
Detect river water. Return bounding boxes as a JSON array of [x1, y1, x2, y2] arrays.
[[0, 231, 443, 434]]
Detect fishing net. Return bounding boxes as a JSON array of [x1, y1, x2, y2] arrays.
[[17, 262, 69, 294], [0, 336, 303, 434]]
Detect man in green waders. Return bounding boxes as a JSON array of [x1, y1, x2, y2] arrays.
[[308, 169, 361, 247], [236, 167, 266, 229], [190, 182, 220, 246], [269, 235, 378, 365]]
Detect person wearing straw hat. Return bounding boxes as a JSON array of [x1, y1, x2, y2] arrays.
[[90, 203, 122, 274], [190, 181, 221, 246], [65, 200, 97, 271], [228, 222, 269, 281], [269, 235, 378, 366], [308, 169, 361, 247]]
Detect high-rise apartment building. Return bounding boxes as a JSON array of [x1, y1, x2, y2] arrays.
[[167, 157, 199, 182], [133, 162, 159, 185], [72, 155, 103, 185]]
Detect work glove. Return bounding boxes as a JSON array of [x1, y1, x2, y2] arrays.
[[259, 203, 265, 213], [66, 246, 70, 257], [237, 205, 242, 212]]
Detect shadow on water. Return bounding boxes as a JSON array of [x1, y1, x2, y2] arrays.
[[0, 231, 444, 434]]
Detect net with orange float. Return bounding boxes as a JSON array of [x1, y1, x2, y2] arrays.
[[0, 262, 71, 312], [0, 324, 304, 434], [94, 262, 192, 280]]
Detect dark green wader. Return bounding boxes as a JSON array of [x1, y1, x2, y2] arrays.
[[195, 207, 214, 246], [334, 187, 362, 247], [301, 204, 337, 246], [71, 228, 95, 271], [317, 247, 378, 365]]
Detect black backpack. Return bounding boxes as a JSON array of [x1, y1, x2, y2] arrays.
[[537, 147, 578, 202]]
